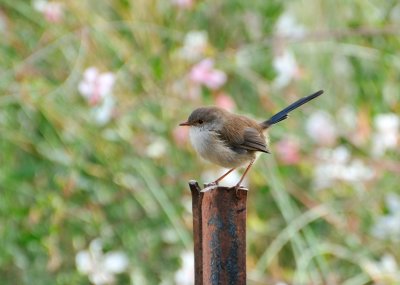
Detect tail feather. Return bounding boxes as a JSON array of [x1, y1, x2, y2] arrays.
[[260, 90, 323, 129]]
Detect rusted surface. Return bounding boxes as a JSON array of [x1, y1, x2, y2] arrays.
[[189, 180, 203, 285], [190, 181, 247, 285]]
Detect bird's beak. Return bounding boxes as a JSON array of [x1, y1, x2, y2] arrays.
[[179, 121, 190, 126]]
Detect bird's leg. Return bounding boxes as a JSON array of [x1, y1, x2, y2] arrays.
[[214, 168, 236, 184], [234, 159, 255, 195], [202, 168, 236, 192]]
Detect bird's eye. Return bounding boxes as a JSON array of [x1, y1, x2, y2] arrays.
[[198, 119, 204, 124]]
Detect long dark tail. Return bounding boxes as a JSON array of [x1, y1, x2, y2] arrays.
[[260, 90, 324, 129]]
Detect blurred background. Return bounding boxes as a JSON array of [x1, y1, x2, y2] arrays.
[[1, 0, 399, 284]]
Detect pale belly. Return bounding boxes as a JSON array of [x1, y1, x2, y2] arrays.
[[189, 127, 255, 168]]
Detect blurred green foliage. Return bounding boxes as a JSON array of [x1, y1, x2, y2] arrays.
[[1, 0, 400, 284]]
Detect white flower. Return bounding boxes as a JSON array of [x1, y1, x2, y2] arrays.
[[174, 251, 194, 285], [92, 95, 115, 125], [179, 31, 208, 61], [272, 14, 306, 87], [386, 193, 400, 213], [78, 67, 116, 105], [372, 215, 400, 241], [275, 13, 306, 39], [363, 254, 400, 283], [339, 159, 374, 183], [306, 111, 338, 146], [146, 139, 167, 158], [78, 67, 117, 125], [75, 239, 129, 285], [313, 147, 349, 189], [390, 3, 400, 23], [273, 50, 300, 88], [171, 0, 194, 9], [372, 193, 400, 241], [372, 113, 399, 157], [313, 146, 373, 190], [33, 0, 63, 23]]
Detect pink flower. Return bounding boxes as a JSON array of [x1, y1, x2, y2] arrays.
[[173, 126, 189, 147], [214, 93, 236, 111], [189, 59, 227, 90], [275, 138, 300, 165], [33, 1, 64, 23], [78, 67, 115, 105], [172, 0, 194, 9]]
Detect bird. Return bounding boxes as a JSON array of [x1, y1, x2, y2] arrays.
[[179, 90, 324, 192]]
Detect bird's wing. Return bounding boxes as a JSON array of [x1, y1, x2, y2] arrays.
[[240, 127, 270, 153], [217, 126, 269, 154]]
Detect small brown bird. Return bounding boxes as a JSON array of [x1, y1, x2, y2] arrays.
[[179, 90, 323, 191]]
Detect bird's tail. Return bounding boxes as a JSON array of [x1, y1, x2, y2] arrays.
[[260, 90, 324, 129]]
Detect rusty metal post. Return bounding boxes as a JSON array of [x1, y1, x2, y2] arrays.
[[189, 180, 247, 285]]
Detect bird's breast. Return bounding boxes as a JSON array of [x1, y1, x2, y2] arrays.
[[189, 127, 254, 168]]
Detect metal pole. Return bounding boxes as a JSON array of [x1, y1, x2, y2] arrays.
[[189, 180, 247, 285]]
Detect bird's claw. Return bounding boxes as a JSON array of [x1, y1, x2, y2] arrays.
[[201, 182, 248, 195], [201, 183, 218, 193], [234, 185, 248, 197], [201, 181, 218, 192], [204, 181, 218, 188]]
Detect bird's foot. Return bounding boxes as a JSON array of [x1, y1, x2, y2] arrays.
[[204, 181, 218, 188], [201, 181, 218, 193], [233, 184, 248, 197]]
